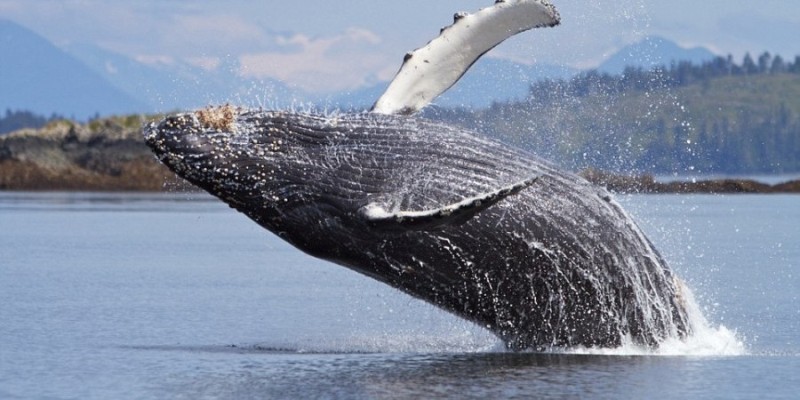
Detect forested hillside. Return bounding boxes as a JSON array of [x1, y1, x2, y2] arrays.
[[429, 52, 800, 174]]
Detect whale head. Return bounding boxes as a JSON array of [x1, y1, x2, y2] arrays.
[[144, 106, 379, 257]]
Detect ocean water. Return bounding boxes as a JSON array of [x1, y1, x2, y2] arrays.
[[0, 191, 798, 399]]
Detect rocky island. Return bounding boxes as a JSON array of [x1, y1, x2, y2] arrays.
[[0, 116, 187, 191]]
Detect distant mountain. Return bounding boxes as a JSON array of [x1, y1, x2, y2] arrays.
[[0, 19, 148, 120], [63, 43, 301, 113], [598, 36, 716, 74], [326, 57, 578, 110]]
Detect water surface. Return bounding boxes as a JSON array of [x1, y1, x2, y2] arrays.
[[1, 192, 798, 399]]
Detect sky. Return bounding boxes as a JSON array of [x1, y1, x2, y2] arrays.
[[1, 0, 799, 93]]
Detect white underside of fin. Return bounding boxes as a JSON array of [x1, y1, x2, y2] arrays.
[[371, 0, 560, 115], [361, 176, 538, 230]]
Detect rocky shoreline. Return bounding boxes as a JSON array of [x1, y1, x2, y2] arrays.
[[579, 169, 800, 194], [1, 117, 798, 193], [0, 116, 190, 191]]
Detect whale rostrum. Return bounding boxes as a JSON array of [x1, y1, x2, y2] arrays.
[[144, 0, 693, 350]]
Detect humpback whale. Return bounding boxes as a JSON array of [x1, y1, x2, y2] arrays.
[[145, 0, 691, 350]]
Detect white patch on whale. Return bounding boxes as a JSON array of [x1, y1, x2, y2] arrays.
[[360, 176, 538, 230]]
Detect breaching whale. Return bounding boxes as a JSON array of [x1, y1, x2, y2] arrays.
[[144, 0, 691, 350]]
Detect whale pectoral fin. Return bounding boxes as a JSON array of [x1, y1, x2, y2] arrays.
[[360, 176, 538, 231], [371, 0, 560, 115]]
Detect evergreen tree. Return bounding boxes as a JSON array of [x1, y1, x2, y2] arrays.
[[758, 52, 772, 73], [771, 55, 787, 74], [742, 53, 758, 74]]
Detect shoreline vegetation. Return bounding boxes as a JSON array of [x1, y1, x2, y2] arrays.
[[0, 115, 798, 194], [428, 53, 800, 175]]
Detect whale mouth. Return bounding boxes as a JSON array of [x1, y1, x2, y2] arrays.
[[143, 112, 237, 192], [144, 105, 242, 160], [144, 110, 236, 169]]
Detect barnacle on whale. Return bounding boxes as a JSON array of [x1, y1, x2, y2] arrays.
[[196, 104, 238, 132]]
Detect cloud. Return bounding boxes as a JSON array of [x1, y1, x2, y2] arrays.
[[157, 14, 282, 56], [238, 28, 393, 93], [185, 56, 222, 71]]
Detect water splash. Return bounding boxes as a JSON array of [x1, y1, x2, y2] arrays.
[[239, 275, 743, 357], [565, 283, 746, 356]]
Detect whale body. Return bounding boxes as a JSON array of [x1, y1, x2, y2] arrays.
[[144, 0, 692, 350], [145, 109, 690, 350]]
